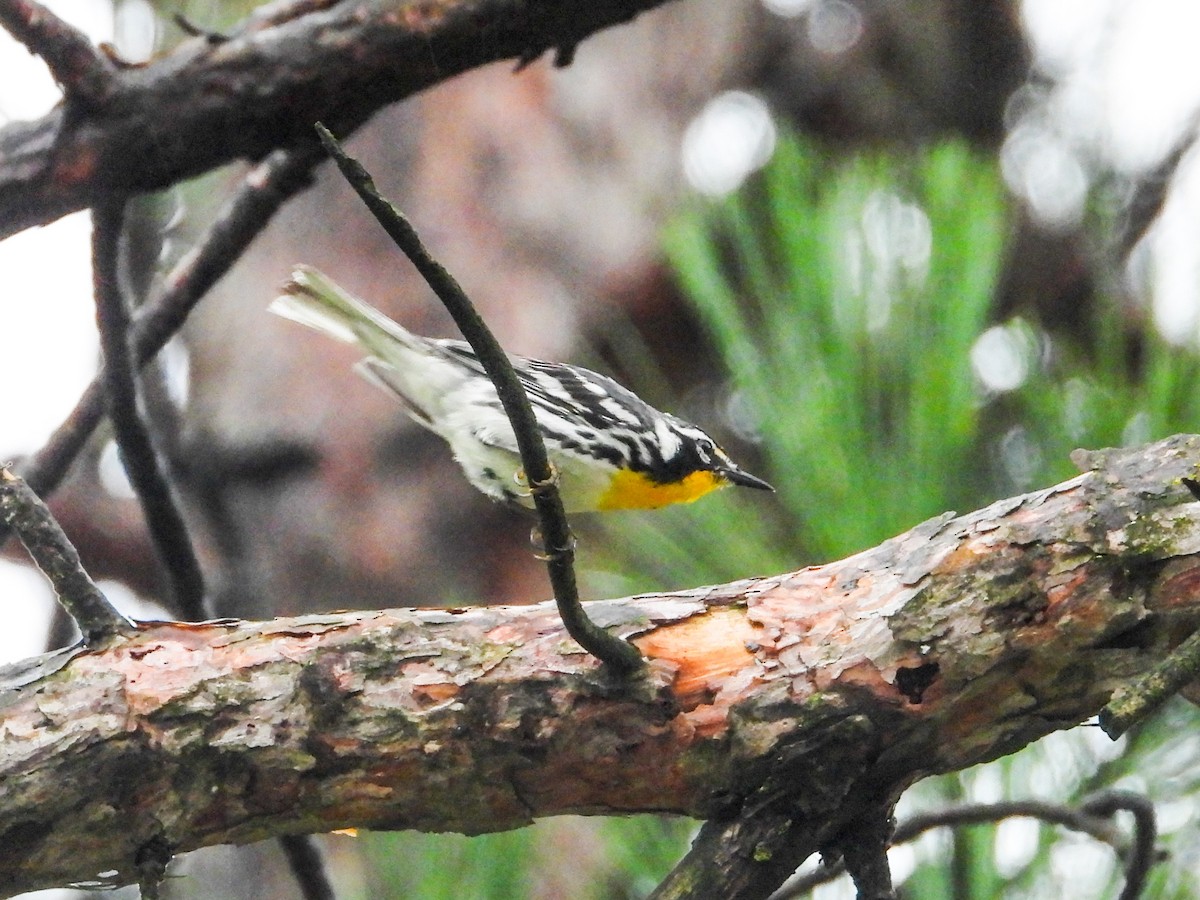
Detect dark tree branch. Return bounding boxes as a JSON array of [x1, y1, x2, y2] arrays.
[[648, 717, 883, 900], [134, 836, 170, 900], [0, 145, 322, 555], [0, 0, 682, 240], [0, 0, 116, 106], [0, 467, 133, 644], [4, 434, 1198, 898], [278, 834, 336, 900], [91, 200, 207, 619], [314, 124, 643, 673], [836, 806, 896, 900], [773, 793, 1154, 899], [125, 147, 321, 388]]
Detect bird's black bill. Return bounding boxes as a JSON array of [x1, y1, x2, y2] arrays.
[[723, 467, 774, 492]]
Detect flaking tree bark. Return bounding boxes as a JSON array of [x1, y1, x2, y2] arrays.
[[4, 434, 1200, 898]]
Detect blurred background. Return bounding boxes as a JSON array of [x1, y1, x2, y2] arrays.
[[5, 0, 1200, 897]]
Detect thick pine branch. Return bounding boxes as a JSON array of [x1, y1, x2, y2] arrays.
[[0, 0, 680, 239], [3, 435, 1200, 897]]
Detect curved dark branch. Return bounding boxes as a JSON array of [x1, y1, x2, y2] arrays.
[[1079, 791, 1158, 900], [0, 0, 679, 240], [773, 794, 1153, 899], [314, 124, 643, 673]]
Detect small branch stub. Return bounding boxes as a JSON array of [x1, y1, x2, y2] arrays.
[[0, 466, 133, 644], [1100, 474, 1200, 738], [0, 0, 116, 106], [1100, 628, 1200, 739]]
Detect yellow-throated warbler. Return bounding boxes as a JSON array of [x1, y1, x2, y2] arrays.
[[271, 266, 773, 513]]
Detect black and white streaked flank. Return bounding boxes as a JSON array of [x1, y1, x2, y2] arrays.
[[270, 266, 773, 513]]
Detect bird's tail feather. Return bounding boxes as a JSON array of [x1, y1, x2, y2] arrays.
[[270, 265, 421, 356]]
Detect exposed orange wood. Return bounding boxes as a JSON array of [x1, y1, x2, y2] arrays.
[[635, 608, 758, 709]]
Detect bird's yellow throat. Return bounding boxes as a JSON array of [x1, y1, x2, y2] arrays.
[[596, 468, 726, 511]]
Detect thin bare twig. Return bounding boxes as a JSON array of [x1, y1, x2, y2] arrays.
[[772, 794, 1154, 900], [1, 145, 323, 555], [0, 0, 115, 105], [1080, 790, 1158, 900], [91, 200, 207, 619], [313, 122, 644, 674], [0, 466, 133, 644]]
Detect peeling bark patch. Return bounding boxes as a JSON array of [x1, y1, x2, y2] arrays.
[[894, 662, 939, 704], [409, 675, 461, 707], [747, 571, 916, 685], [634, 608, 758, 710]]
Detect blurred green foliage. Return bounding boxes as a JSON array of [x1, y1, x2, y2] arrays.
[[363, 134, 1200, 898], [362, 815, 696, 899], [669, 138, 1006, 559]]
